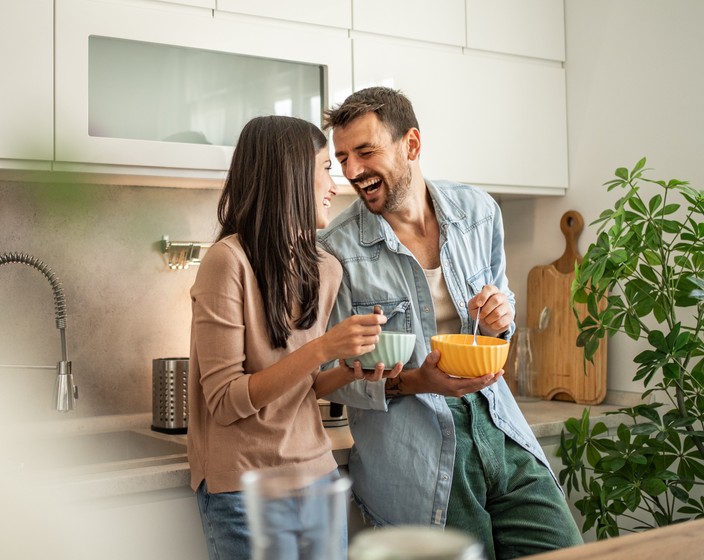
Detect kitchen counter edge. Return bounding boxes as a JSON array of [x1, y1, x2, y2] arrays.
[[15, 399, 627, 501]]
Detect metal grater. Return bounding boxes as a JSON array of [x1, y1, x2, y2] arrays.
[[151, 358, 189, 434]]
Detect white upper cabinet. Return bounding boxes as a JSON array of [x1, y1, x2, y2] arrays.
[[0, 0, 53, 169], [54, 0, 352, 181], [1, 0, 567, 193], [466, 0, 565, 61], [353, 37, 568, 194], [353, 0, 465, 47], [216, 0, 351, 29]]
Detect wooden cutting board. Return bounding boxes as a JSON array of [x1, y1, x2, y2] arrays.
[[525, 210, 607, 405]]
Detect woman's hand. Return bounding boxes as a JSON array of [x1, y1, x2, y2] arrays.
[[346, 359, 403, 381], [315, 356, 402, 399], [320, 313, 387, 363], [252, 313, 395, 407]]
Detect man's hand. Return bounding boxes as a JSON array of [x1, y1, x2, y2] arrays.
[[469, 285, 514, 338], [385, 350, 502, 397]]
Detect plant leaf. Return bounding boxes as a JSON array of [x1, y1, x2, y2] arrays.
[[615, 167, 629, 181], [642, 477, 668, 496]]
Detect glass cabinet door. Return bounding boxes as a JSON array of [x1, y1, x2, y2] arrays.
[[55, 0, 352, 180], [89, 36, 324, 148]]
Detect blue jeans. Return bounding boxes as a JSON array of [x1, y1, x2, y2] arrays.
[[196, 472, 347, 560]]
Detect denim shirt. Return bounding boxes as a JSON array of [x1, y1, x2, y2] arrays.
[[317, 179, 556, 527]]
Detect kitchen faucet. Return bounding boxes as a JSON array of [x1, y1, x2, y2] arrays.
[[0, 252, 77, 412]]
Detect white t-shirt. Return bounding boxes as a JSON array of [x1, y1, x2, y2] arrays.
[[423, 267, 461, 335]]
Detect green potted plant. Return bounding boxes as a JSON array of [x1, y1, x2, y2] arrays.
[[558, 157, 704, 539]]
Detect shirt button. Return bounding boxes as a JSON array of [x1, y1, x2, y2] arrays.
[[445, 430, 451, 436], [423, 306, 430, 313], [432, 393, 439, 398], [442, 474, 449, 481]]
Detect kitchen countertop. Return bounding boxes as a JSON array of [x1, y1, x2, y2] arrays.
[[11, 399, 627, 502], [513, 398, 627, 439]]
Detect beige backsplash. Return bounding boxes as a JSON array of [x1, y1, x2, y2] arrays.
[[1, 179, 631, 424], [0, 179, 220, 421]]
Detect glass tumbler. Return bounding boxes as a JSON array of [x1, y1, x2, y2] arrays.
[[507, 327, 540, 402], [241, 464, 352, 560]]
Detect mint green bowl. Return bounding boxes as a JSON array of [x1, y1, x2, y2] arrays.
[[344, 331, 416, 370]]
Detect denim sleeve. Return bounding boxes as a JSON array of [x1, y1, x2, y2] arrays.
[[321, 263, 390, 411], [490, 198, 516, 340]]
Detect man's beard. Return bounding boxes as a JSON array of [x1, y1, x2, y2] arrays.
[[361, 158, 413, 215]]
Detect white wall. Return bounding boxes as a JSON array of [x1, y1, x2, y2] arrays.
[[502, 0, 704, 394]]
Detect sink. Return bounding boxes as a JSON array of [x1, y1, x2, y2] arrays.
[[13, 429, 188, 476]]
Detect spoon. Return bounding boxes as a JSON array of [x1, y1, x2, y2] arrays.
[[472, 306, 481, 345]]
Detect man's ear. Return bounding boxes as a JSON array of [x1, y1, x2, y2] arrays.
[[405, 128, 421, 161]]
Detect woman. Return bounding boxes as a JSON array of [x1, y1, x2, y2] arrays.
[[187, 116, 396, 559]]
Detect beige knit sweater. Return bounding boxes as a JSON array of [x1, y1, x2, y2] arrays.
[[187, 235, 341, 493]]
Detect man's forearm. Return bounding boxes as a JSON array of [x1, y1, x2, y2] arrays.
[[384, 370, 419, 396], [384, 375, 405, 396]]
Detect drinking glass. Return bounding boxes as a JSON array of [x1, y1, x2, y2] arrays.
[[507, 327, 540, 402], [241, 464, 351, 560]]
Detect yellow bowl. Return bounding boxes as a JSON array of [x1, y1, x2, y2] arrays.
[[344, 331, 416, 370], [430, 334, 510, 378]]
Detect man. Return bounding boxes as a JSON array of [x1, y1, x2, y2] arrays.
[[318, 87, 582, 560]]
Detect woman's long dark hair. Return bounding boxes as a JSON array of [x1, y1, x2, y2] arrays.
[[217, 116, 328, 349]]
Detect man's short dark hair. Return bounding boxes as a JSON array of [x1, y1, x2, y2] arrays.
[[324, 86, 419, 141]]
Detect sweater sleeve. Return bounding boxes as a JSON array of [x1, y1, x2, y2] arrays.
[[190, 240, 258, 424]]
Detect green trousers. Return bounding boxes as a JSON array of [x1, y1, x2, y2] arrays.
[[446, 395, 583, 560]]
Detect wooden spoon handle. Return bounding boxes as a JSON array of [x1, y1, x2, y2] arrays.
[[551, 210, 584, 274]]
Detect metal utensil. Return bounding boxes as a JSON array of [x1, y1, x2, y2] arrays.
[[472, 306, 481, 345]]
